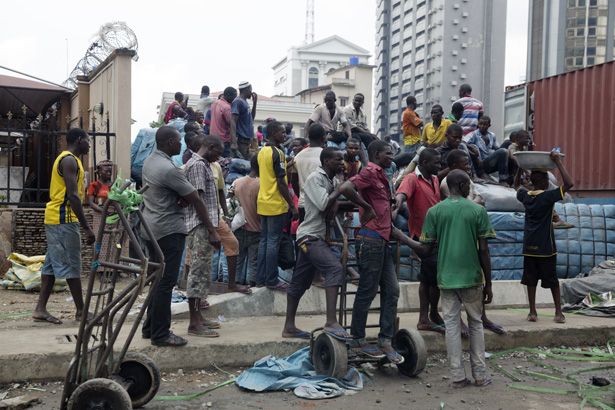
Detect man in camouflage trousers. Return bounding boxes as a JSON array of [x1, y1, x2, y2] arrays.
[[184, 134, 224, 338]]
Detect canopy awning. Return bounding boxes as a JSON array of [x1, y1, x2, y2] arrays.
[[0, 74, 71, 119]]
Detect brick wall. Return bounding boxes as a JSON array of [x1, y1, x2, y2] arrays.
[[6, 208, 94, 274]]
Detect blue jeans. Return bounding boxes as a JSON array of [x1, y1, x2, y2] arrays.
[[235, 228, 260, 284], [350, 238, 400, 347], [480, 148, 509, 180], [256, 213, 287, 286], [222, 142, 231, 158]]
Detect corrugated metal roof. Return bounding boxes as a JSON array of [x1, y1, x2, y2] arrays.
[[528, 61, 615, 196]]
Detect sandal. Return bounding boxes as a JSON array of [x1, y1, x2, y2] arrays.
[[475, 376, 492, 387], [384, 351, 405, 364], [188, 328, 219, 338], [453, 378, 471, 389], [202, 319, 221, 329], [352, 346, 385, 359], [33, 314, 62, 325], [200, 299, 210, 309], [266, 281, 288, 291], [152, 333, 188, 347], [228, 286, 252, 295]]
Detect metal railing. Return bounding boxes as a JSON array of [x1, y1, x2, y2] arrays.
[[0, 106, 115, 207]]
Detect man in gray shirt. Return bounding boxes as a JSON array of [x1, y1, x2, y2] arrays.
[[141, 126, 220, 347], [282, 147, 351, 341]]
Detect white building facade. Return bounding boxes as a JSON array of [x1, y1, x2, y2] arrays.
[[272, 35, 371, 96], [374, 0, 507, 140]]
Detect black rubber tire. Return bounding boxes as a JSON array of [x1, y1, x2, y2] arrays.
[[393, 328, 427, 377], [312, 333, 348, 380], [117, 352, 160, 408], [67, 378, 132, 410]]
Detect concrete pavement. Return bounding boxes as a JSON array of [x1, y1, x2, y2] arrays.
[[1, 282, 614, 384]]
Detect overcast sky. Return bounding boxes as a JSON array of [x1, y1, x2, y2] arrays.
[[1, 0, 528, 137]]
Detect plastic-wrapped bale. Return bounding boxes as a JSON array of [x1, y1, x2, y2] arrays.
[[487, 212, 525, 280], [554, 203, 615, 278]]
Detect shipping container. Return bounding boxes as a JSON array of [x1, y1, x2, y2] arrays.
[[503, 61, 615, 198]]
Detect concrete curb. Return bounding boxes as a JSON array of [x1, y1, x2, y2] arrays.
[[3, 308, 614, 384], [172, 280, 557, 319]]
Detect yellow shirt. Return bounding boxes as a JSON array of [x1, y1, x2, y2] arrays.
[[44, 151, 85, 225], [257, 145, 288, 216], [210, 161, 225, 215], [421, 119, 452, 145]]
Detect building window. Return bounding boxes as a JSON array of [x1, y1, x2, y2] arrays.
[[328, 67, 335, 73], [345, 70, 350, 79], [308, 67, 319, 88], [340, 97, 348, 107]]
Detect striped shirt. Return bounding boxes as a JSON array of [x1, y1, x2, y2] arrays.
[[184, 152, 219, 232], [454, 95, 484, 136]]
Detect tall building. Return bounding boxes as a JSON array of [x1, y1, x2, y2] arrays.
[[374, 0, 507, 140], [272, 35, 371, 97], [526, 0, 615, 82]]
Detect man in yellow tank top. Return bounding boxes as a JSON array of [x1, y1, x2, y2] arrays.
[[33, 128, 95, 324]]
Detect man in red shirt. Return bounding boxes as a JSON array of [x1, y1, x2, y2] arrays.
[[340, 140, 403, 364], [394, 148, 444, 334], [210, 87, 238, 158]]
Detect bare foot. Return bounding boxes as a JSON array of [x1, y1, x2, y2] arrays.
[[527, 313, 538, 322], [429, 312, 444, 326], [554, 313, 565, 323]]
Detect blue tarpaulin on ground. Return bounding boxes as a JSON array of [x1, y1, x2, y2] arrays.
[[236, 347, 363, 399]]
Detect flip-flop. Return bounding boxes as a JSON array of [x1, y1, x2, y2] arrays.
[[324, 329, 352, 341], [228, 286, 252, 295], [461, 326, 470, 338], [453, 378, 472, 389], [418, 323, 445, 334], [188, 328, 219, 338], [384, 351, 405, 364], [554, 316, 566, 324], [282, 331, 311, 340], [475, 376, 492, 387], [356, 347, 385, 359], [484, 323, 507, 334], [311, 282, 325, 288], [33, 315, 62, 325], [200, 299, 210, 309], [202, 319, 220, 329], [266, 282, 288, 291], [527, 314, 538, 322]]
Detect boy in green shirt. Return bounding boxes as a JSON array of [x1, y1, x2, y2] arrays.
[[392, 169, 496, 388]]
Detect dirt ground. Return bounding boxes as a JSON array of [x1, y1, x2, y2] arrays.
[[2, 347, 614, 410], [0, 275, 141, 327]]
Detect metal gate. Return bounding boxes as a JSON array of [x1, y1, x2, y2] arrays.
[[0, 106, 116, 207]]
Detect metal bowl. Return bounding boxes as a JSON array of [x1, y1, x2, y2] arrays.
[[513, 151, 565, 170]]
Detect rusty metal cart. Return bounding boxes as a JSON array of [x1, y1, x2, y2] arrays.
[[60, 182, 164, 410], [309, 215, 427, 379]]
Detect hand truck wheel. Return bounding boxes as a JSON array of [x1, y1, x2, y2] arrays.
[[392, 328, 427, 377], [117, 352, 161, 408], [67, 378, 131, 410], [312, 333, 348, 380]]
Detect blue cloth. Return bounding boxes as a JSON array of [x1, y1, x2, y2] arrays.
[[236, 347, 363, 399], [231, 97, 254, 140]]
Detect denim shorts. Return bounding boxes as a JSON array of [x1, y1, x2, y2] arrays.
[[41, 223, 82, 279]]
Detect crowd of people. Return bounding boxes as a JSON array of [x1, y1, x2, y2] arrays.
[[33, 82, 575, 388]]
